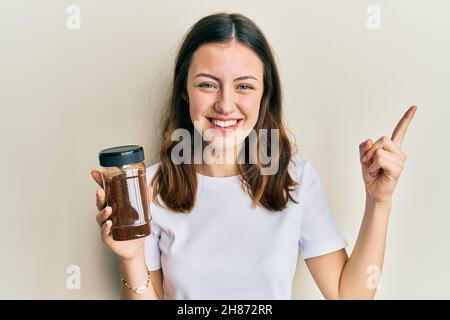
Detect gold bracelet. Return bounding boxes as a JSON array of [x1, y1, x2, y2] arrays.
[[121, 267, 151, 294]]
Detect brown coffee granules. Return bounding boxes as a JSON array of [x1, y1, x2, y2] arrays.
[[104, 167, 150, 241]]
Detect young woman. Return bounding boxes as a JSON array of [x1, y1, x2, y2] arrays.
[[91, 13, 416, 300]]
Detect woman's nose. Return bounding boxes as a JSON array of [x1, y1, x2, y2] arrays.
[[214, 89, 235, 115]]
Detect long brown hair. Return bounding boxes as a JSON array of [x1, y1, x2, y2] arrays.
[[152, 12, 299, 213]]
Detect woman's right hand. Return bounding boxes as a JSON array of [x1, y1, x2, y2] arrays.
[[90, 170, 153, 261]]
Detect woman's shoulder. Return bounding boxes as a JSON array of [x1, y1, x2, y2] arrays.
[[289, 154, 321, 190], [289, 154, 308, 178]]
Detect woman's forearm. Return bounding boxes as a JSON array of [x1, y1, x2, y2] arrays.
[[120, 251, 162, 300], [338, 198, 392, 299]]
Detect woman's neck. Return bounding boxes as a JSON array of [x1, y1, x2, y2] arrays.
[[193, 141, 245, 177], [194, 163, 238, 177]]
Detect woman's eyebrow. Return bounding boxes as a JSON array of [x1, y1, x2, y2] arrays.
[[194, 73, 259, 82]]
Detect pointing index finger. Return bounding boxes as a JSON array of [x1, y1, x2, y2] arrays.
[[391, 106, 417, 147]]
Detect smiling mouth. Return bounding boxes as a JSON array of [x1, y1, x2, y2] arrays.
[[207, 118, 243, 129]]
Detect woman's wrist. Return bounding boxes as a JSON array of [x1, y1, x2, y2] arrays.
[[119, 252, 150, 292], [120, 252, 145, 268], [366, 196, 392, 208], [121, 266, 151, 294]]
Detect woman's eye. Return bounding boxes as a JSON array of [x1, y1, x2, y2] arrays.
[[199, 83, 216, 89], [238, 84, 254, 90], [198, 83, 254, 90]]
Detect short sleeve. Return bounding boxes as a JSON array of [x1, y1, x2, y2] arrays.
[[144, 163, 162, 271], [297, 159, 348, 259], [144, 219, 162, 271]]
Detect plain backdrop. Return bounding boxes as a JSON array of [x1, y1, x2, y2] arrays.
[[1, 0, 448, 299]]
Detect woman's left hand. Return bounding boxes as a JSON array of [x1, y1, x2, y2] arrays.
[[359, 106, 417, 204]]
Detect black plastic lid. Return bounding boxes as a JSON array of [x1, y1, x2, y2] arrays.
[[99, 145, 145, 167]]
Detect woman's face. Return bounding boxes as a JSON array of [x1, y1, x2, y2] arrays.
[[186, 41, 264, 152]]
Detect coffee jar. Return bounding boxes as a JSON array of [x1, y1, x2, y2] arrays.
[[98, 145, 151, 241]]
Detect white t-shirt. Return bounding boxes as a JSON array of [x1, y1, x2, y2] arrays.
[[144, 155, 347, 300]]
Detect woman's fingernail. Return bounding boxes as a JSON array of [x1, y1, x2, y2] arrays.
[[362, 156, 367, 163]]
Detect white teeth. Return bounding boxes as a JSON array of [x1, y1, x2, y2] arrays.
[[211, 119, 238, 128]]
